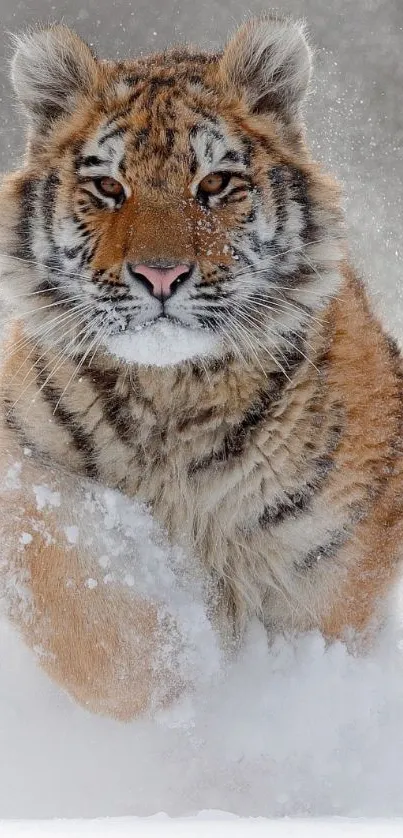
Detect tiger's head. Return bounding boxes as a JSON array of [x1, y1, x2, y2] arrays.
[[0, 16, 344, 367]]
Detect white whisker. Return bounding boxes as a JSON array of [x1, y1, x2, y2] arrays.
[[0, 251, 94, 285], [222, 311, 292, 381], [8, 310, 94, 412], [52, 314, 105, 412]]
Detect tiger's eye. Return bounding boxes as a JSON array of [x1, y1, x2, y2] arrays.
[[95, 177, 125, 199], [198, 172, 230, 196]]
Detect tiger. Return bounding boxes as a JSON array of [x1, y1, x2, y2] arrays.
[[0, 13, 402, 721]]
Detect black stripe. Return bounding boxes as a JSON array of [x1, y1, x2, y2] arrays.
[[42, 171, 60, 238], [259, 455, 334, 529], [78, 154, 108, 167], [298, 529, 348, 570], [221, 184, 250, 205], [168, 50, 217, 65], [164, 127, 175, 154], [191, 355, 231, 378], [81, 366, 140, 446], [34, 358, 98, 479], [270, 165, 288, 239], [260, 490, 308, 527], [104, 106, 133, 127], [63, 243, 83, 260], [220, 150, 243, 165], [14, 178, 37, 261], [132, 127, 150, 151], [189, 150, 198, 176], [78, 192, 105, 211], [228, 194, 253, 205], [194, 289, 221, 302], [247, 230, 265, 256], [150, 76, 176, 89], [99, 392, 139, 446], [73, 218, 92, 235], [289, 168, 319, 245], [76, 242, 95, 273], [187, 73, 205, 85], [33, 278, 56, 295], [32, 279, 73, 305], [189, 106, 222, 123], [196, 307, 233, 327], [385, 333, 402, 360], [41, 172, 64, 273], [122, 74, 146, 87], [244, 206, 257, 224], [188, 339, 305, 473]]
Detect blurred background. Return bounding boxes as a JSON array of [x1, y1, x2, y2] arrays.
[[0, 0, 401, 332]]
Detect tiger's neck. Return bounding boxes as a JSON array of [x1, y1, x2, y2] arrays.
[[0, 310, 329, 488]]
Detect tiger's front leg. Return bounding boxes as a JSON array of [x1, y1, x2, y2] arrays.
[[0, 433, 182, 721]]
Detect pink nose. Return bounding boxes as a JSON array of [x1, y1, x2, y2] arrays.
[[130, 263, 193, 299]]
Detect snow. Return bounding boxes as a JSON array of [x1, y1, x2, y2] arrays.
[[1, 482, 403, 823], [64, 525, 79, 545], [104, 319, 222, 367], [4, 462, 22, 490], [2, 815, 403, 837], [32, 485, 61, 511], [85, 577, 98, 589]]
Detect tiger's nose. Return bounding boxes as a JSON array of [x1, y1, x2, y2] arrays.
[[128, 262, 194, 300]]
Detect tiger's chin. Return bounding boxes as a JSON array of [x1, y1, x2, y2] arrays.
[[103, 318, 223, 367]]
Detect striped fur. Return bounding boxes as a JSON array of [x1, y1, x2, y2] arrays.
[[0, 17, 402, 717]]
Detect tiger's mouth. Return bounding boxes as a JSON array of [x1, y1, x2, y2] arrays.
[[128, 313, 190, 332], [117, 313, 181, 334], [108, 310, 210, 337]]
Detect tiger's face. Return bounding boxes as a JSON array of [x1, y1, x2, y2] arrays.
[[1, 17, 344, 367]]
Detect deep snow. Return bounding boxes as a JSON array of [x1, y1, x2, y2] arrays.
[[1, 485, 403, 821], [2, 815, 403, 837]]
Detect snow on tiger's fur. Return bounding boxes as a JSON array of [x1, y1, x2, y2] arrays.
[[0, 15, 402, 719]]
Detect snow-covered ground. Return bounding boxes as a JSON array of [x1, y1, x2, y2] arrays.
[[1, 485, 403, 822], [2, 815, 403, 837]]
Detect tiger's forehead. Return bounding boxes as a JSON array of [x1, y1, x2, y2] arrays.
[[76, 78, 250, 190]]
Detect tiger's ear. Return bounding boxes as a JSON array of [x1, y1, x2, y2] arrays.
[[220, 14, 312, 119], [11, 25, 99, 133]]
